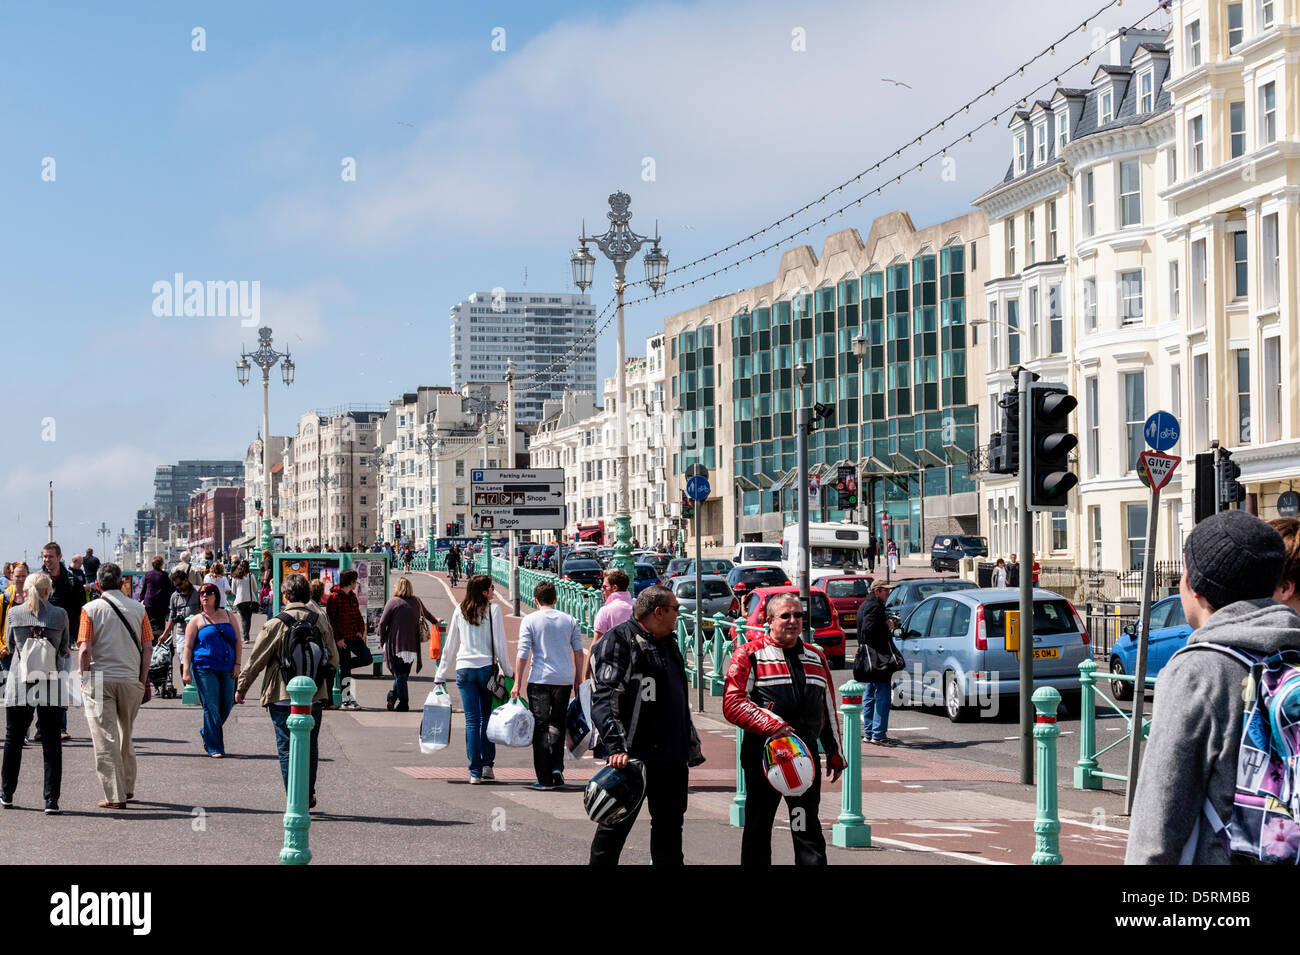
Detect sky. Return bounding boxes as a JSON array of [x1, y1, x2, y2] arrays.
[[0, 0, 1153, 562]]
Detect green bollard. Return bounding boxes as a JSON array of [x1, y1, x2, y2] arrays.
[[1032, 686, 1062, 865], [709, 614, 728, 696], [729, 725, 746, 828], [331, 667, 342, 707], [833, 679, 871, 847], [280, 676, 317, 865], [1074, 659, 1102, 790]]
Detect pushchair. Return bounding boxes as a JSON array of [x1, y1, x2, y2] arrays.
[[149, 631, 178, 699]]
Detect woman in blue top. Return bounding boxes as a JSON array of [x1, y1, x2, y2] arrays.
[[181, 583, 243, 757]]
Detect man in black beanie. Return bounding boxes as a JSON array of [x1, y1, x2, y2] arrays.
[[1126, 509, 1300, 864]]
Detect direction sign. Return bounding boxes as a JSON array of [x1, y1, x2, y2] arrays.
[[1143, 411, 1180, 452], [686, 475, 710, 500], [1139, 451, 1180, 492], [470, 468, 565, 531]]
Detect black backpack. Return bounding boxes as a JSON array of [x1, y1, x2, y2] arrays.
[[277, 611, 331, 686]]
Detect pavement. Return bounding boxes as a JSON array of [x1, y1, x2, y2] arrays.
[[0, 568, 1134, 865]]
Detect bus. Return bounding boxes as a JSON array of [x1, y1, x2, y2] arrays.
[[780, 522, 873, 584]]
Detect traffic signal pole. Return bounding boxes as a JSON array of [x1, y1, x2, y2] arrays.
[[796, 363, 812, 646], [1018, 370, 1035, 785]]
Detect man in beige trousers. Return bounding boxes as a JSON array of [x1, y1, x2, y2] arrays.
[[78, 563, 152, 809]]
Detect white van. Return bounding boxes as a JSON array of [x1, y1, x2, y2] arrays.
[[732, 542, 785, 566]]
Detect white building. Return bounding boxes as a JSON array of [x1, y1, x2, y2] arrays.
[[528, 336, 674, 548], [450, 290, 596, 424], [240, 434, 290, 550], [284, 408, 385, 550]]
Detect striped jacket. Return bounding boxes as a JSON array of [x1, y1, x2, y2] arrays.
[[723, 635, 844, 768]]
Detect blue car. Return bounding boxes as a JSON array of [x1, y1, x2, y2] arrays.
[[633, 563, 661, 596], [1108, 595, 1193, 700]]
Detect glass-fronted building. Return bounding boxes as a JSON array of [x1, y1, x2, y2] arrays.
[[668, 211, 988, 556]]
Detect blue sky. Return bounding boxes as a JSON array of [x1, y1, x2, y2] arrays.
[[0, 0, 1139, 562]]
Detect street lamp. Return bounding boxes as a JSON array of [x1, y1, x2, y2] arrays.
[[571, 191, 668, 577], [417, 415, 442, 557], [237, 327, 294, 556]]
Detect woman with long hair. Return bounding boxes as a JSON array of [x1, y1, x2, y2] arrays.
[[203, 562, 231, 608], [0, 562, 29, 652], [229, 560, 258, 645], [378, 576, 438, 712], [0, 571, 71, 812], [434, 574, 512, 783], [182, 582, 242, 757]]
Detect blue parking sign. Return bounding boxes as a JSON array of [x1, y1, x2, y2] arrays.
[[1144, 411, 1179, 452]]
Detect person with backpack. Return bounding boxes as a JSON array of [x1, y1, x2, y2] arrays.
[[235, 573, 339, 810], [854, 581, 904, 745], [1126, 510, 1300, 864], [181, 583, 242, 758]]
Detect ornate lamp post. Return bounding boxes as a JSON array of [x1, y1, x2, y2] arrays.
[[417, 416, 442, 557], [571, 191, 668, 577], [237, 327, 294, 556]]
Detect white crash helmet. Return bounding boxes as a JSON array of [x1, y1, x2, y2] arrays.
[[763, 733, 815, 797]]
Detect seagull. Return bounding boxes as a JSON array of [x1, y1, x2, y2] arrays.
[[881, 78, 912, 89]]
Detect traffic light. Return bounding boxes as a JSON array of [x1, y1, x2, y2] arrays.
[[1218, 449, 1245, 508], [989, 390, 1021, 475], [1193, 452, 1216, 523], [446, 522, 453, 535], [1027, 382, 1078, 510], [681, 492, 695, 521], [395, 521, 402, 539]]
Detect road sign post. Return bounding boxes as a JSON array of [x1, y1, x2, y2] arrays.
[[1124, 416, 1181, 814], [686, 465, 709, 713]]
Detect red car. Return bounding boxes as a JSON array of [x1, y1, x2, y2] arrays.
[[811, 574, 875, 636], [731, 585, 847, 669]]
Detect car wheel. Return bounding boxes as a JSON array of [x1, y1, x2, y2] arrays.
[[944, 672, 972, 723], [1109, 658, 1133, 701]]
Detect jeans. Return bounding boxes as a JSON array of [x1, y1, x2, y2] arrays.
[[389, 657, 412, 708], [740, 751, 826, 866], [2, 705, 62, 805], [455, 665, 496, 777], [235, 602, 257, 642], [526, 683, 571, 784], [862, 680, 892, 740], [338, 639, 373, 704], [193, 667, 235, 756], [269, 702, 323, 798], [589, 759, 688, 866]]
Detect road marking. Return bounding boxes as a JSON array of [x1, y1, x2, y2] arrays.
[[870, 836, 1010, 865], [896, 832, 971, 838], [1003, 736, 1020, 740], [892, 726, 926, 732], [902, 784, 923, 789], [1059, 818, 1131, 836]]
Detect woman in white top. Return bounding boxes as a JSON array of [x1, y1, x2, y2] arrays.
[[203, 563, 232, 607], [228, 561, 258, 645], [434, 574, 513, 783]]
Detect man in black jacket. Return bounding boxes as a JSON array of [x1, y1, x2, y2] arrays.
[[588, 585, 704, 866], [855, 582, 901, 746], [82, 548, 101, 584]]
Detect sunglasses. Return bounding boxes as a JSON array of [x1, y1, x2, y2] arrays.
[[772, 611, 804, 621]]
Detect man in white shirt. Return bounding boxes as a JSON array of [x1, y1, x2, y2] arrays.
[[511, 580, 584, 790]]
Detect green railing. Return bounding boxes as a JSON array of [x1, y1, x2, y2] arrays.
[[674, 610, 769, 696], [1073, 658, 1155, 790]]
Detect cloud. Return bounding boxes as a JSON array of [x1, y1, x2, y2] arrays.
[[2, 445, 157, 498]]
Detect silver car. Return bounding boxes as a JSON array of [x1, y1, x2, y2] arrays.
[[893, 588, 1092, 722], [670, 575, 737, 631]]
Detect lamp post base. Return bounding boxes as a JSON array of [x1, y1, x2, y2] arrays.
[[260, 518, 273, 558], [612, 514, 634, 578]]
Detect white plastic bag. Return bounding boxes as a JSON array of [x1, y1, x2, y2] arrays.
[[420, 688, 452, 754], [486, 698, 534, 747]]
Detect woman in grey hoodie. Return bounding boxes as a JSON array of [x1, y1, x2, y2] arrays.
[[1126, 510, 1300, 864], [0, 571, 72, 814]]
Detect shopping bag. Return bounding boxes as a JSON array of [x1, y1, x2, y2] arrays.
[[420, 687, 452, 754], [565, 696, 594, 761], [486, 698, 534, 747]]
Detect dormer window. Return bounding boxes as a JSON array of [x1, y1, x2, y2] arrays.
[[1015, 132, 1027, 174], [1056, 111, 1070, 152], [1099, 88, 1114, 125], [1138, 70, 1153, 113], [1034, 124, 1047, 165]]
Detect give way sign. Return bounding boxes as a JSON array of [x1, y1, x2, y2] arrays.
[[1139, 451, 1180, 492]]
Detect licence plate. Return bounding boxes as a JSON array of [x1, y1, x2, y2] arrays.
[[842, 613, 856, 625], [1032, 648, 1060, 660]]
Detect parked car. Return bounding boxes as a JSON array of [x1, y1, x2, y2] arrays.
[[640, 552, 672, 576], [665, 558, 693, 579], [525, 544, 544, 569], [561, 558, 605, 589], [1108, 595, 1193, 701], [893, 588, 1091, 721], [884, 578, 979, 627], [811, 574, 875, 634], [596, 547, 615, 566], [632, 563, 661, 596], [930, 535, 989, 573], [670, 575, 740, 632], [733, 586, 846, 669], [726, 564, 791, 598], [538, 544, 558, 572], [732, 542, 785, 566], [677, 558, 735, 578]]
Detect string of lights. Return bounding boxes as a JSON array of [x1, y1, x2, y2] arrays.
[[520, 2, 1165, 393]]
